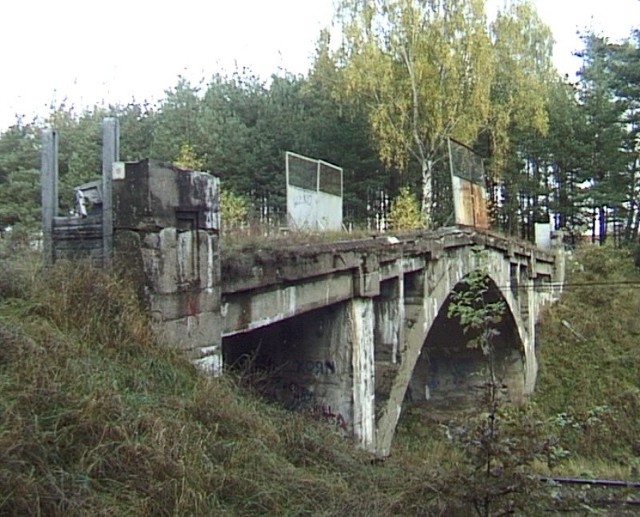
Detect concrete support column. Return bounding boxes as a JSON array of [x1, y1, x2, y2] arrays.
[[112, 160, 221, 374], [374, 276, 404, 364], [524, 278, 537, 394], [41, 129, 58, 265], [552, 246, 566, 300], [350, 297, 375, 451], [102, 118, 119, 266]]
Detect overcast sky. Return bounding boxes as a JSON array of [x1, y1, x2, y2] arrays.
[[1, 0, 638, 132]]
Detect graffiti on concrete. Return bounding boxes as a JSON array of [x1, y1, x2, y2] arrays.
[[295, 359, 336, 375], [282, 383, 348, 431], [312, 404, 348, 431], [286, 382, 315, 408]]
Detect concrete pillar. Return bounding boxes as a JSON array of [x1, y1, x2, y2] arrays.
[[552, 235, 566, 299], [524, 278, 537, 394], [102, 117, 119, 266], [112, 160, 221, 374], [350, 297, 375, 451], [41, 129, 58, 265], [374, 276, 404, 364], [375, 266, 432, 456]]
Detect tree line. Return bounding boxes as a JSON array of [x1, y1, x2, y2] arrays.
[[1, 0, 639, 245]]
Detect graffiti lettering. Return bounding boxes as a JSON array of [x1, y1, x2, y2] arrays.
[[292, 192, 313, 208], [312, 404, 348, 431], [294, 359, 336, 376], [284, 382, 348, 431], [285, 382, 315, 408]]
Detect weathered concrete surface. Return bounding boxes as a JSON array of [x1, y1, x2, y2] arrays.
[[113, 159, 219, 233], [223, 300, 370, 443], [113, 160, 221, 374], [350, 298, 375, 449], [221, 228, 556, 335], [41, 130, 59, 266], [221, 227, 563, 455], [40, 125, 223, 372]]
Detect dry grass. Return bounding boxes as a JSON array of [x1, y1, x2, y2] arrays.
[[2, 241, 639, 515], [220, 223, 380, 258], [0, 249, 459, 516]]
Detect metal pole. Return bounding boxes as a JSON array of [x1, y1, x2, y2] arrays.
[[41, 129, 58, 265], [102, 117, 119, 266], [316, 160, 321, 230]]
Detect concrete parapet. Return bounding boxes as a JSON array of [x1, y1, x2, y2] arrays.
[[112, 159, 219, 233]]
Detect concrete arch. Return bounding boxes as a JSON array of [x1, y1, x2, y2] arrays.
[[407, 274, 527, 412], [375, 246, 536, 456]]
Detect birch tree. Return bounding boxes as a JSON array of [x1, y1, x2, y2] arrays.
[[487, 0, 553, 176], [336, 0, 494, 225], [486, 0, 555, 235]]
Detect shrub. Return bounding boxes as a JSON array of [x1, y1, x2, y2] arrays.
[[387, 187, 425, 231], [220, 189, 250, 232]]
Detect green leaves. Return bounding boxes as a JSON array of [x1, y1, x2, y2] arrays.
[[0, 169, 40, 230], [174, 143, 205, 170], [220, 190, 250, 233], [387, 186, 424, 230], [447, 267, 506, 355], [336, 0, 494, 221]]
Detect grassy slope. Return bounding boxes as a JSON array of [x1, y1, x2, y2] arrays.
[[2, 242, 639, 515], [534, 244, 640, 471], [0, 253, 454, 516]]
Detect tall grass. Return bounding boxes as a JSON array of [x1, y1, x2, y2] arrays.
[[535, 243, 640, 474], [2, 241, 639, 515], [0, 250, 457, 516]]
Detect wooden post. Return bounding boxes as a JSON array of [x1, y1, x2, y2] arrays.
[[41, 129, 58, 265], [102, 117, 119, 266]]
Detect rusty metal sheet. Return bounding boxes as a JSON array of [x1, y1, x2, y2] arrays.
[[459, 179, 474, 226], [452, 177, 489, 229], [472, 183, 490, 229]]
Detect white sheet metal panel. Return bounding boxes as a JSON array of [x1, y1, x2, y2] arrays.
[[535, 222, 551, 250], [286, 151, 343, 231], [317, 191, 342, 230], [287, 184, 318, 230]]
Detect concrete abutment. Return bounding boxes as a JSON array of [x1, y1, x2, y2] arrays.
[[222, 297, 375, 448]]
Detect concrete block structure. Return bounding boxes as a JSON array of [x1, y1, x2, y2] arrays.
[[112, 159, 221, 373], [42, 119, 565, 456], [41, 123, 221, 374]]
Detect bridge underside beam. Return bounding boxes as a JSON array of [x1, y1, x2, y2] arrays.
[[222, 272, 355, 336]]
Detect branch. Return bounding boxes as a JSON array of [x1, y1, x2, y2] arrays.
[[399, 38, 426, 164]]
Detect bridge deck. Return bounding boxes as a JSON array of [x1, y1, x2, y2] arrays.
[[221, 226, 555, 294], [220, 226, 557, 336]]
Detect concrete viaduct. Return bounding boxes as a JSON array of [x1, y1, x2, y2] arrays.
[[219, 227, 563, 456], [41, 122, 564, 456]]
